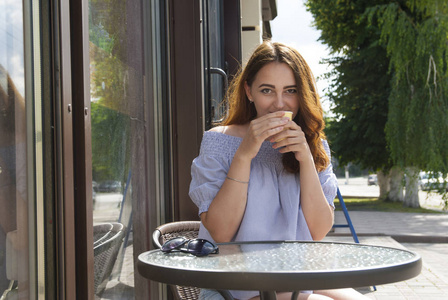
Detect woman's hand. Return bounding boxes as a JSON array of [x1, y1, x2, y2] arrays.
[[271, 121, 334, 240], [237, 111, 290, 160], [270, 121, 312, 163]]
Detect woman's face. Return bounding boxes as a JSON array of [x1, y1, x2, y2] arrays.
[[244, 62, 299, 119]]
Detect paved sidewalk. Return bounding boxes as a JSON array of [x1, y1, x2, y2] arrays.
[[333, 211, 448, 241], [325, 235, 448, 300], [329, 178, 448, 299]]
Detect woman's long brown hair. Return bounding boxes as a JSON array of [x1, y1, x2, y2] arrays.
[[222, 41, 329, 173]]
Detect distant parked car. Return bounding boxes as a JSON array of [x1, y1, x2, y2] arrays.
[[419, 172, 447, 191], [92, 180, 99, 192], [97, 180, 122, 193], [367, 174, 378, 186]]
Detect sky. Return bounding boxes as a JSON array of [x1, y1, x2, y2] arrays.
[[0, 0, 25, 96], [270, 0, 333, 113]]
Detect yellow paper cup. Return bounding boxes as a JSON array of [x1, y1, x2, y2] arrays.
[[278, 111, 293, 141]]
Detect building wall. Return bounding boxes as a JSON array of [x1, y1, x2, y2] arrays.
[[241, 0, 263, 64]]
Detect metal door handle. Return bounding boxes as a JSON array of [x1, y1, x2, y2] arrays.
[[209, 67, 229, 120]]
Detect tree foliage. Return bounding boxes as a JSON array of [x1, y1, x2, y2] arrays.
[[324, 48, 391, 170], [366, 0, 448, 174], [307, 0, 387, 53], [308, 0, 448, 207], [306, 0, 392, 171]]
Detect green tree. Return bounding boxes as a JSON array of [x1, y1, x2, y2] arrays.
[[306, 0, 395, 199], [366, 0, 448, 207], [324, 48, 392, 183]]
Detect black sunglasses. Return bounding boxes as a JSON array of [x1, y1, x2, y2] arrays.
[[161, 237, 219, 257]]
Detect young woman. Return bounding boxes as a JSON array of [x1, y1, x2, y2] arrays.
[[189, 41, 368, 300]]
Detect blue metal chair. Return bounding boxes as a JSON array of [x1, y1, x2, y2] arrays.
[[332, 187, 376, 291], [332, 188, 359, 243]]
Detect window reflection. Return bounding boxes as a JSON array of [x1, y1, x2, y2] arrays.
[[0, 0, 28, 298], [89, 0, 142, 298]]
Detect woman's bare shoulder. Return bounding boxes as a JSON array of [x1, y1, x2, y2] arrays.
[[208, 124, 248, 138], [209, 126, 226, 133]]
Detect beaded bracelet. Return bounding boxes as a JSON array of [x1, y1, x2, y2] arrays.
[[226, 176, 249, 184]]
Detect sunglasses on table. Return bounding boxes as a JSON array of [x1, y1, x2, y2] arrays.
[[161, 237, 219, 257]]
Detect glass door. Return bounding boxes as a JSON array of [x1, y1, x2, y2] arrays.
[[88, 0, 141, 298], [0, 0, 36, 298], [203, 0, 228, 130], [88, 0, 168, 298]]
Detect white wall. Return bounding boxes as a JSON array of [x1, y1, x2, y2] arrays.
[[241, 0, 263, 65]]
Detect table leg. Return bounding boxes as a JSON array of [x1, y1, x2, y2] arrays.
[[259, 291, 301, 300], [217, 290, 234, 300], [259, 291, 277, 300]]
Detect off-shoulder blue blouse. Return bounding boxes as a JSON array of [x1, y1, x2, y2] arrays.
[[189, 131, 337, 299], [190, 130, 337, 239]]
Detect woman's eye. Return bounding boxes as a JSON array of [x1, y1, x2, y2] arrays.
[[261, 89, 272, 94], [286, 89, 297, 94]]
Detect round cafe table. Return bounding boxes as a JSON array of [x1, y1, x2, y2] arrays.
[[137, 241, 422, 300]]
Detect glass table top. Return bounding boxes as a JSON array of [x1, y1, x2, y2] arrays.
[[139, 241, 419, 273]]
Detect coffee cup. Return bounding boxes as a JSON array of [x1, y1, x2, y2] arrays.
[[278, 111, 293, 141]]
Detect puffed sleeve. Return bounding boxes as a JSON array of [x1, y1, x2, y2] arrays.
[[189, 154, 228, 216], [318, 140, 338, 208]]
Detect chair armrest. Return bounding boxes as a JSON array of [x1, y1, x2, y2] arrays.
[[152, 221, 201, 249], [152, 229, 163, 249]]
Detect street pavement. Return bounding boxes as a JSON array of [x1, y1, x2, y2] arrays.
[[328, 177, 448, 299]]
